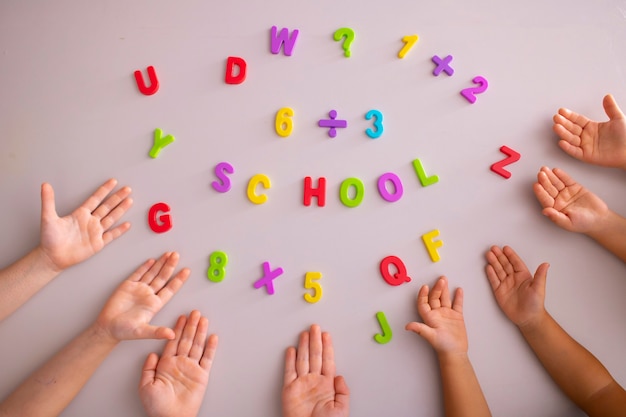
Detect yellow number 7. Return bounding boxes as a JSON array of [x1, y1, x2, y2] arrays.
[[304, 272, 322, 303]]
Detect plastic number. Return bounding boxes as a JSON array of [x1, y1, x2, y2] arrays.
[[207, 251, 228, 282], [365, 109, 383, 139], [460, 76, 489, 104], [275, 107, 294, 137], [304, 272, 323, 303]]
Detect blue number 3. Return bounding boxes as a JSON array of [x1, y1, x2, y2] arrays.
[[365, 109, 384, 139]]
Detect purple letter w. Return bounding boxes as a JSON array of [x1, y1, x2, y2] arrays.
[[270, 26, 299, 56]]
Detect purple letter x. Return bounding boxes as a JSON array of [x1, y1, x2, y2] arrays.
[[432, 55, 454, 76], [253, 261, 284, 295]]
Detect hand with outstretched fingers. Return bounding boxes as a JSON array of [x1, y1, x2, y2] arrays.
[[282, 325, 350, 417], [485, 245, 549, 329], [139, 310, 218, 417], [533, 166, 609, 234], [39, 179, 133, 272], [95, 252, 189, 343], [405, 276, 467, 355], [553, 94, 626, 169]]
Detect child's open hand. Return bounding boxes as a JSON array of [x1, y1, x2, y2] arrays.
[[533, 167, 609, 234], [95, 252, 189, 343], [553, 94, 626, 169], [139, 310, 218, 417], [39, 179, 133, 272], [282, 325, 349, 417], [406, 276, 467, 356], [485, 246, 548, 329]]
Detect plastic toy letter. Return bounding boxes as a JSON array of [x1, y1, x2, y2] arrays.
[[148, 202, 172, 233], [134, 66, 159, 95], [379, 256, 411, 286], [374, 311, 392, 344], [339, 177, 364, 208], [247, 174, 271, 204], [422, 229, 443, 262], [212, 162, 235, 193], [270, 26, 299, 56], [225, 56, 247, 84], [377, 173, 404, 202], [412, 158, 439, 187], [303, 176, 327, 207], [253, 261, 284, 295], [149, 128, 175, 159]]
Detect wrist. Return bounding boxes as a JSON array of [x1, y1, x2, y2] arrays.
[[437, 350, 470, 367], [33, 245, 64, 275], [517, 309, 549, 335], [586, 209, 622, 238], [88, 320, 122, 348]]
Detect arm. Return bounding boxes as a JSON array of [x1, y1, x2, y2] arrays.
[[0, 252, 189, 417], [533, 166, 626, 263], [139, 310, 218, 417], [282, 325, 350, 417], [553, 94, 626, 169], [0, 179, 132, 321], [485, 245, 626, 417], [406, 277, 491, 417]]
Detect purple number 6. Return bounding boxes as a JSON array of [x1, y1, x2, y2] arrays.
[[460, 76, 488, 104]]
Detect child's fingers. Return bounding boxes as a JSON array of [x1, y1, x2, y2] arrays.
[[490, 245, 514, 276], [603, 94, 625, 120], [542, 207, 572, 230], [416, 285, 431, 317], [200, 333, 218, 374], [149, 252, 179, 290], [452, 287, 464, 314], [553, 111, 583, 138], [283, 347, 297, 386], [485, 264, 501, 291], [485, 247, 506, 280], [308, 325, 323, 375], [295, 330, 310, 376], [536, 168, 559, 199], [127, 258, 156, 282], [405, 322, 435, 346], [99, 195, 133, 231], [139, 252, 171, 284], [81, 178, 117, 213], [40, 182, 57, 220], [156, 268, 190, 305], [134, 324, 175, 340], [334, 376, 350, 410], [189, 315, 209, 361], [321, 332, 336, 377], [162, 315, 186, 357], [557, 107, 589, 131], [557, 139, 584, 161], [552, 167, 577, 187], [438, 277, 451, 308], [139, 352, 159, 387], [533, 182, 554, 209], [542, 167, 566, 193], [428, 278, 444, 309], [533, 263, 550, 292], [102, 222, 131, 246], [502, 246, 528, 274], [177, 310, 201, 357], [92, 186, 132, 220]]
